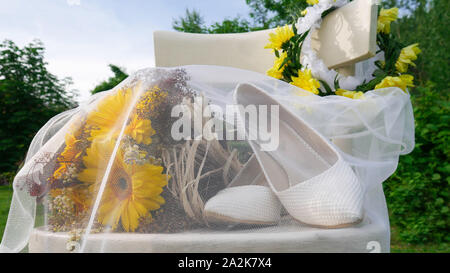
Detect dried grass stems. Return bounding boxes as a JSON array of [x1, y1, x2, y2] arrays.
[[162, 96, 242, 224]]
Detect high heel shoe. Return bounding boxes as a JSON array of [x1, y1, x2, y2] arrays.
[[203, 185, 281, 225], [203, 155, 281, 225], [234, 83, 364, 228]]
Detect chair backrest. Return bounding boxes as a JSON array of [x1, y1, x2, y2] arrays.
[[153, 0, 378, 76]]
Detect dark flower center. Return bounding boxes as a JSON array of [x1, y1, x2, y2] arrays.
[[118, 177, 128, 190], [109, 166, 132, 200]]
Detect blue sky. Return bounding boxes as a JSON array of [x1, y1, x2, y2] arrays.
[[0, 0, 251, 101]]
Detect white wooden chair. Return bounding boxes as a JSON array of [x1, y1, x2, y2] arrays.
[[154, 0, 378, 77], [28, 0, 390, 253]]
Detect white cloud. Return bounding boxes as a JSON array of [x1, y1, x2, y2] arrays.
[[66, 0, 81, 6], [0, 0, 250, 102]]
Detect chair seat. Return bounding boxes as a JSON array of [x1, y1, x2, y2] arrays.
[[28, 215, 388, 253]]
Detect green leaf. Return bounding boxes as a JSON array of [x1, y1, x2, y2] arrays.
[[432, 173, 441, 181], [274, 50, 280, 58], [333, 74, 340, 90], [318, 80, 332, 95]]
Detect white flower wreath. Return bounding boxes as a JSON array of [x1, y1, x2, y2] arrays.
[[297, 0, 375, 90]]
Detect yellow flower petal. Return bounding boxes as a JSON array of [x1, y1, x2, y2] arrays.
[[138, 198, 163, 211], [265, 25, 294, 50], [375, 75, 414, 92], [290, 69, 321, 95], [127, 202, 140, 232], [125, 116, 155, 145], [77, 168, 100, 184], [267, 51, 288, 79], [335, 89, 365, 99], [121, 201, 130, 231], [395, 43, 421, 73], [86, 87, 134, 141], [78, 138, 169, 232], [377, 8, 398, 34], [133, 201, 151, 217]]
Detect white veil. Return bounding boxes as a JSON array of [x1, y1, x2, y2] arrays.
[[0, 65, 414, 252]]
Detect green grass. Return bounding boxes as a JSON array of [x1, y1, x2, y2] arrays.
[[0, 185, 447, 252], [390, 226, 450, 253], [0, 185, 13, 239], [391, 241, 450, 253]]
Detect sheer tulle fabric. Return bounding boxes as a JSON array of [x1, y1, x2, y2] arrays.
[[0, 65, 414, 252]]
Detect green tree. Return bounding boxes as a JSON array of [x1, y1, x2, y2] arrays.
[[173, 9, 254, 34], [172, 0, 308, 33], [245, 0, 308, 28], [382, 0, 450, 245], [90, 64, 128, 94], [208, 17, 252, 33], [388, 0, 450, 91], [0, 39, 77, 172], [173, 9, 207, 33], [171, 0, 309, 34], [384, 82, 449, 244]]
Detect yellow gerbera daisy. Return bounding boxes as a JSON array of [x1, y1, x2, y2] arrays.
[[61, 133, 82, 160], [78, 139, 168, 231], [125, 116, 155, 145], [290, 69, 321, 95], [265, 25, 295, 50], [53, 120, 85, 180], [53, 133, 79, 180], [335, 89, 365, 99], [267, 51, 288, 79], [375, 74, 414, 92], [87, 88, 134, 140], [377, 8, 398, 34], [87, 87, 153, 144], [395, 43, 421, 73]]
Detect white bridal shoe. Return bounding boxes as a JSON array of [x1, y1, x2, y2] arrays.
[[203, 185, 281, 225], [204, 155, 282, 225], [232, 83, 364, 228]]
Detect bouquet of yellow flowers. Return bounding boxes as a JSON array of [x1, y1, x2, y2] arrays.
[[29, 68, 243, 236]]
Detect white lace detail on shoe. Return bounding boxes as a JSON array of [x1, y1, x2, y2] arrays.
[[204, 185, 281, 224], [277, 160, 364, 227]]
